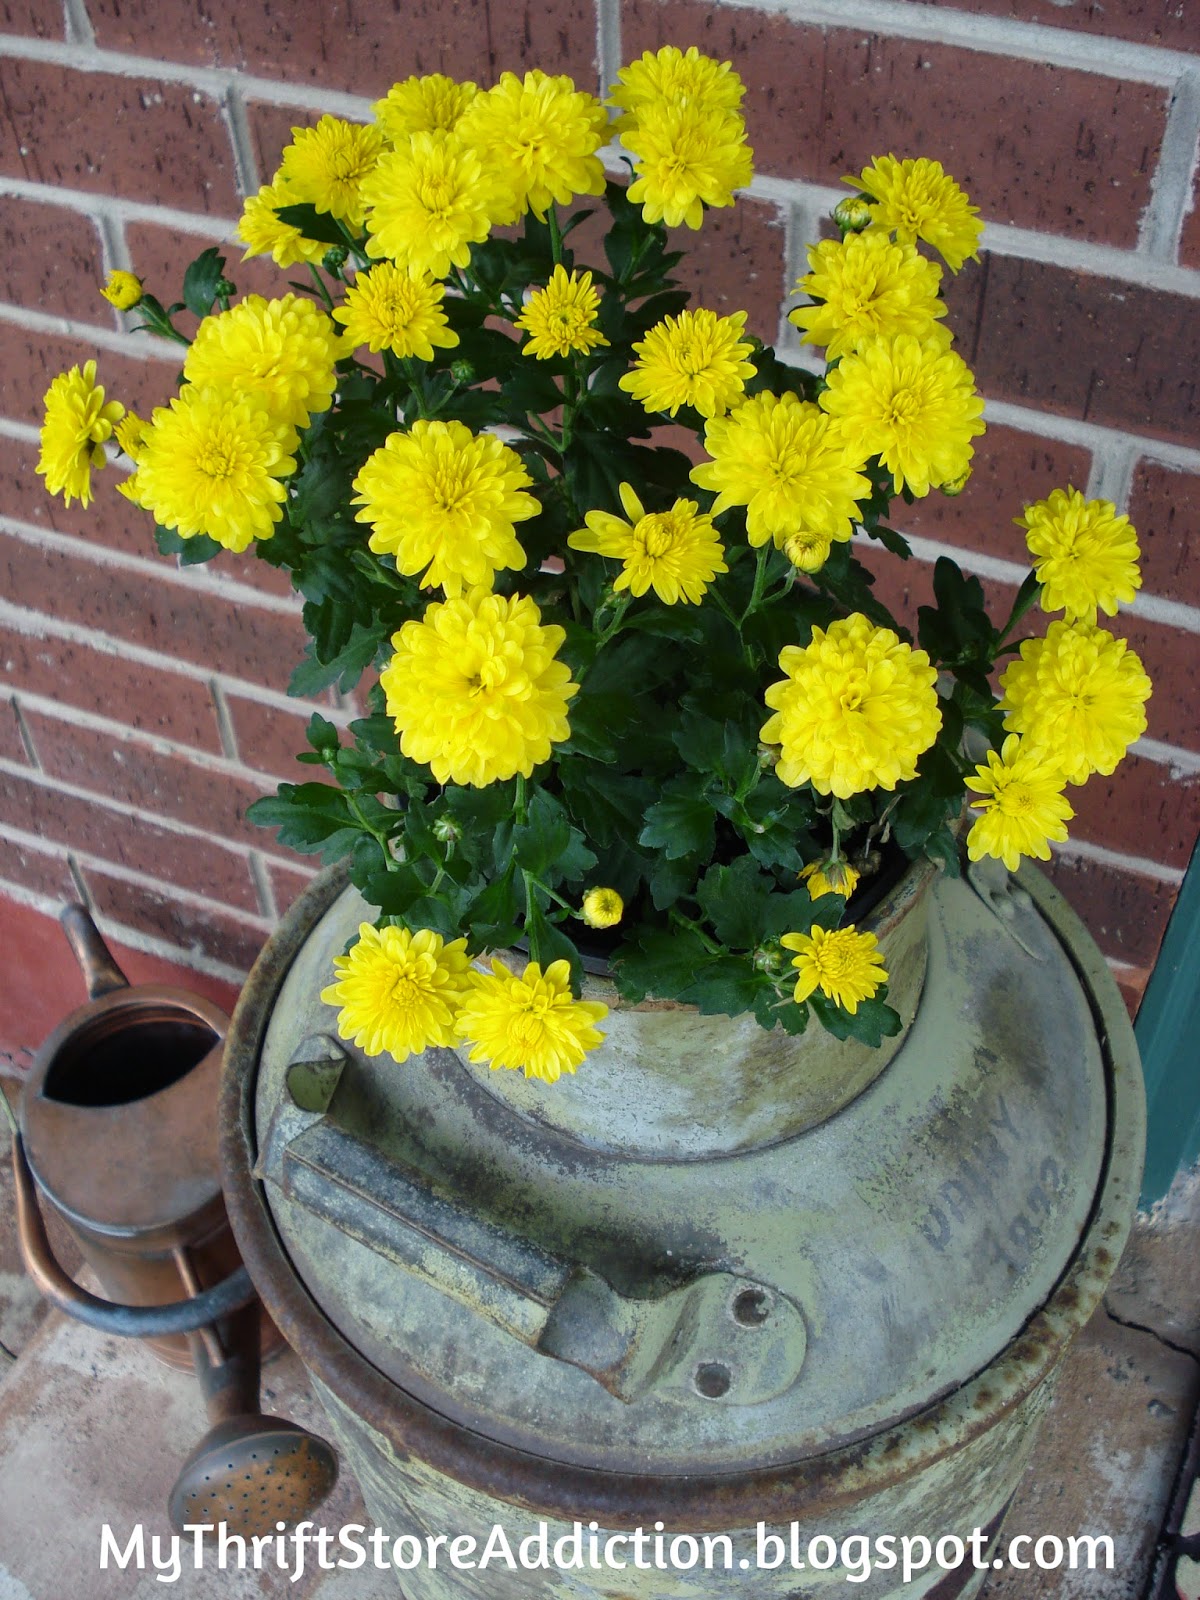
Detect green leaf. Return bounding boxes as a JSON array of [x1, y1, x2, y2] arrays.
[[677, 957, 766, 1017], [696, 857, 777, 950], [246, 783, 360, 859], [182, 247, 227, 318], [524, 898, 583, 991], [612, 926, 712, 1003], [305, 713, 340, 755], [154, 524, 222, 565], [274, 203, 349, 249], [809, 992, 903, 1047], [289, 620, 386, 696], [639, 788, 715, 861]]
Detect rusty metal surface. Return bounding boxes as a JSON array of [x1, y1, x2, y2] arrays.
[[219, 855, 1144, 1545]]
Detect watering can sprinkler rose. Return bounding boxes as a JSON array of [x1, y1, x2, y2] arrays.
[[38, 49, 1151, 1084]]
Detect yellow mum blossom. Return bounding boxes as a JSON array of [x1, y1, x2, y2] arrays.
[[762, 614, 942, 798], [608, 46, 744, 131], [851, 154, 983, 273], [320, 924, 476, 1063], [373, 73, 477, 144], [113, 410, 148, 462], [237, 178, 326, 268], [800, 859, 861, 900], [333, 264, 459, 359], [515, 266, 608, 360], [456, 70, 608, 223], [819, 333, 985, 498], [184, 294, 342, 431], [100, 270, 143, 310], [624, 100, 753, 230], [455, 957, 608, 1083], [965, 735, 1074, 872], [1018, 486, 1142, 623], [380, 588, 578, 787], [789, 232, 948, 361], [782, 925, 887, 1015], [360, 132, 496, 278], [354, 419, 536, 595], [278, 114, 385, 229], [581, 887, 624, 929], [998, 620, 1152, 784], [691, 390, 870, 550], [620, 308, 756, 418], [122, 387, 296, 553], [36, 360, 124, 508], [568, 481, 727, 605], [783, 528, 834, 574]]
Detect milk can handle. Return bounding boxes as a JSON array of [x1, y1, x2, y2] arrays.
[[11, 1131, 258, 1335]]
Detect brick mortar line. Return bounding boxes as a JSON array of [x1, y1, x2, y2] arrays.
[[0, 593, 347, 724], [1131, 736, 1200, 775], [1051, 834, 1186, 886], [0, 174, 239, 240], [62, 0, 93, 48], [220, 80, 260, 198], [1139, 68, 1200, 259], [0, 815, 276, 928], [979, 399, 1200, 474], [0, 876, 253, 982], [0, 297, 181, 362], [0, 751, 321, 876], [708, 0, 1197, 84], [595, 0, 623, 104], [0, 513, 304, 616], [1086, 439, 1140, 510]]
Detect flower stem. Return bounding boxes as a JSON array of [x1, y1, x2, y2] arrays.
[[307, 263, 336, 312]]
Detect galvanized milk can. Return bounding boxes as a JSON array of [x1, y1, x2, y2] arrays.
[[221, 853, 1144, 1599]]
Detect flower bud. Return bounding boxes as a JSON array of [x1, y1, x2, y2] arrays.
[[756, 741, 779, 771], [581, 887, 623, 929], [214, 277, 237, 300], [752, 942, 786, 974], [322, 245, 350, 273], [432, 816, 461, 845], [100, 270, 144, 311], [800, 859, 861, 900], [450, 359, 476, 386], [939, 467, 972, 497], [783, 529, 832, 574], [833, 195, 873, 235]]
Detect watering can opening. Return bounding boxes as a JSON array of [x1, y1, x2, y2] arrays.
[[41, 1007, 219, 1109]]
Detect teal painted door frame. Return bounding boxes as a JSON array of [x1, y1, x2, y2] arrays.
[[1135, 833, 1200, 1207]]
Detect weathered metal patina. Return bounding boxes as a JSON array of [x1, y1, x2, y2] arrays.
[[220, 854, 1144, 1599]]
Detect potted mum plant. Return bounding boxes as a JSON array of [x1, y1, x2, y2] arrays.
[[37, 47, 1151, 1087]]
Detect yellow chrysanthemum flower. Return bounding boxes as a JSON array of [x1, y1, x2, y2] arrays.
[[121, 387, 297, 553], [380, 588, 578, 787], [278, 114, 385, 229], [851, 154, 983, 273], [237, 178, 327, 268], [455, 957, 608, 1083], [456, 70, 608, 223], [184, 295, 342, 431], [360, 132, 496, 278], [320, 923, 476, 1063], [965, 735, 1074, 872], [789, 233, 948, 361], [36, 360, 124, 508], [1018, 486, 1142, 623], [998, 620, 1152, 784], [624, 100, 753, 230], [690, 390, 870, 550], [800, 860, 861, 900], [620, 308, 756, 418], [819, 333, 985, 498], [333, 264, 459, 360], [568, 481, 728, 605], [608, 46, 745, 133], [761, 613, 942, 798], [113, 410, 148, 462], [373, 73, 477, 144], [783, 528, 834, 574], [100, 270, 143, 310], [514, 266, 608, 360], [782, 925, 887, 1015], [581, 887, 624, 929], [354, 419, 537, 595]]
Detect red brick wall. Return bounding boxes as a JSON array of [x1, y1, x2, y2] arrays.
[[1, 0, 1198, 1058]]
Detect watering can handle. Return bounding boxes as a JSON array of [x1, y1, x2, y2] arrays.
[[10, 1131, 258, 1336]]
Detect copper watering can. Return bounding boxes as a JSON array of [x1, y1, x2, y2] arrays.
[[6, 905, 337, 1532]]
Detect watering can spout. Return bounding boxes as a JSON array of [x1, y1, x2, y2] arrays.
[[60, 904, 129, 1000]]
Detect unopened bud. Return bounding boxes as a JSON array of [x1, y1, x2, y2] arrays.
[[939, 467, 972, 497], [783, 530, 833, 574], [581, 887, 623, 929], [756, 741, 779, 771], [214, 277, 237, 300], [753, 943, 786, 974], [322, 245, 350, 273], [100, 270, 144, 311], [432, 817, 461, 845], [833, 195, 873, 235], [449, 359, 476, 386]]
